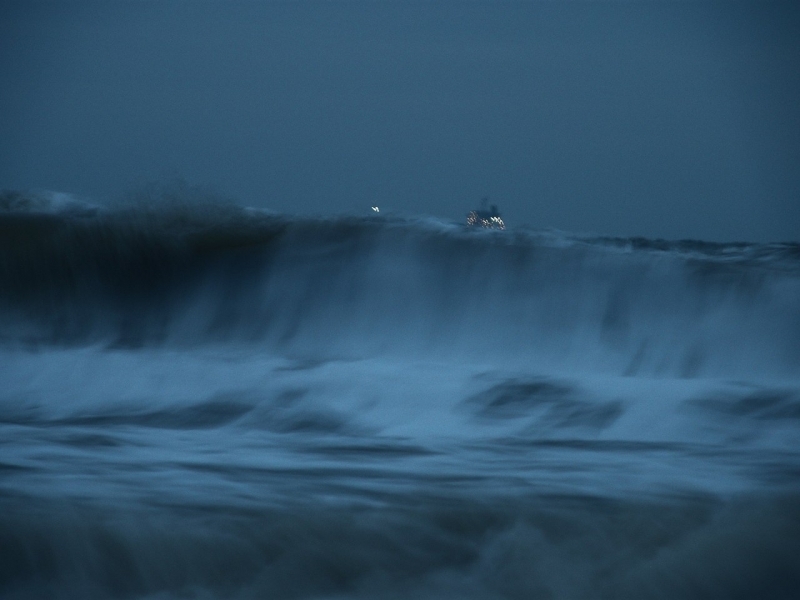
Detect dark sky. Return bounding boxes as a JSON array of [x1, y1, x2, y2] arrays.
[[1, 0, 798, 242]]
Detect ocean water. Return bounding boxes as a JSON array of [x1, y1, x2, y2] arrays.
[[1, 191, 799, 599]]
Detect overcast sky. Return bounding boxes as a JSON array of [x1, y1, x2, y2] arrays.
[[1, 0, 798, 242]]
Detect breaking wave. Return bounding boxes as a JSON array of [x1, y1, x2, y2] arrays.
[[2, 190, 799, 379]]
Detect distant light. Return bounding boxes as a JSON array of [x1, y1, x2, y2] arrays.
[[371, 206, 380, 212], [467, 210, 504, 229]]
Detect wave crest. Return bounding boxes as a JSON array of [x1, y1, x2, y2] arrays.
[[1, 192, 798, 378]]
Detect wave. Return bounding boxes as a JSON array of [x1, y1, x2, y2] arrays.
[[1, 191, 799, 378]]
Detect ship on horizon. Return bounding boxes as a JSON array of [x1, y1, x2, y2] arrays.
[[467, 198, 505, 229]]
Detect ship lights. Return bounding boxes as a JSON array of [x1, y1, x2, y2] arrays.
[[467, 210, 505, 230]]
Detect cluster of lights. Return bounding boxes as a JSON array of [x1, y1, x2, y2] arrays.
[[467, 211, 505, 230]]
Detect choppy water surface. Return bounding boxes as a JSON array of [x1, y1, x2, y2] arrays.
[[1, 193, 799, 599]]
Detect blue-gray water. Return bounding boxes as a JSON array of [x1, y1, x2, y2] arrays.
[[1, 191, 799, 599]]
